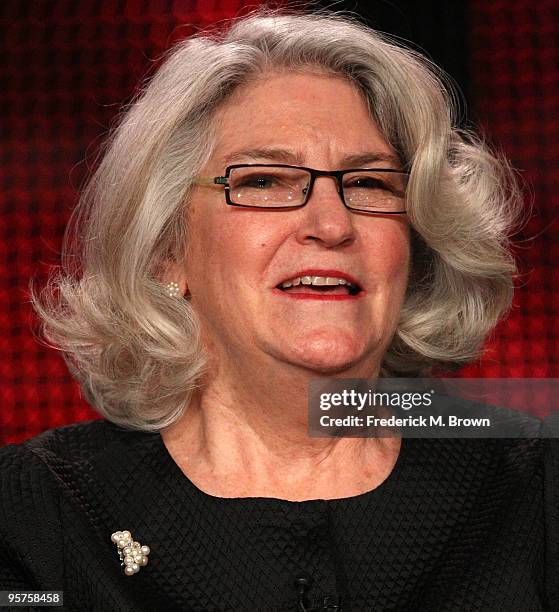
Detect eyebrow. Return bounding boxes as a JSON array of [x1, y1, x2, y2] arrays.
[[222, 147, 402, 169]]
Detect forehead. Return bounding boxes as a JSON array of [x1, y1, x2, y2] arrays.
[[209, 71, 397, 168]]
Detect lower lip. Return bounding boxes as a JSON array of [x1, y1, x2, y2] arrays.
[[272, 288, 366, 301]]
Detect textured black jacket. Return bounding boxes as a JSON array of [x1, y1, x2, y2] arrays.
[[1, 420, 558, 611]]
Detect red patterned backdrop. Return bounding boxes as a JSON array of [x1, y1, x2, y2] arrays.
[[1, 1, 557, 445], [462, 0, 559, 379]]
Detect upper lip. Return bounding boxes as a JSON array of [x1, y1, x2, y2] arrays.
[[275, 269, 363, 289]]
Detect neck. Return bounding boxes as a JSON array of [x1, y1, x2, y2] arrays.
[[161, 354, 400, 501]]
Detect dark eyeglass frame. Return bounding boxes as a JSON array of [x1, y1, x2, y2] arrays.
[[194, 163, 409, 214]]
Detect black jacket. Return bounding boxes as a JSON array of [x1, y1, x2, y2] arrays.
[[1, 420, 558, 611]]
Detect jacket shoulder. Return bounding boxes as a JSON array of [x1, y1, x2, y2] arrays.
[[0, 420, 146, 589], [0, 432, 66, 588], [20, 419, 144, 461]]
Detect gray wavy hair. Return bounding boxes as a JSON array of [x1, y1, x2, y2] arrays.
[[33, 10, 522, 430]]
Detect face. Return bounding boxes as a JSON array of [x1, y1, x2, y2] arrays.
[[179, 72, 410, 377]]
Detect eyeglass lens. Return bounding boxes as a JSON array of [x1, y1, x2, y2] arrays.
[[227, 166, 407, 211]]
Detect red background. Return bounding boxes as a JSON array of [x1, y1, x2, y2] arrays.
[[1, 1, 557, 445]]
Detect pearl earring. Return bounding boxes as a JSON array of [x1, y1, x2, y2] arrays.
[[111, 530, 151, 576], [166, 281, 181, 298]]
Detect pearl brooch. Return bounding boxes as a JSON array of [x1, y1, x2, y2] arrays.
[[111, 530, 150, 576]]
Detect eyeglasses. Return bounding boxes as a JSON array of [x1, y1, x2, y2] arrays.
[[194, 164, 408, 214]]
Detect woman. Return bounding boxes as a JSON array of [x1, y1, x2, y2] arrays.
[[1, 10, 557, 611]]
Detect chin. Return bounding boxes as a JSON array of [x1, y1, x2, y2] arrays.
[[282, 331, 379, 374]]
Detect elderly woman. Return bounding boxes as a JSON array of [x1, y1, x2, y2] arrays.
[[1, 10, 557, 612]]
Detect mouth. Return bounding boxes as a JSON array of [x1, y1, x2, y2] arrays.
[[275, 270, 364, 300]]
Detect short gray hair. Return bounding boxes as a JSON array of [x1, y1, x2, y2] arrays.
[[33, 10, 522, 430]]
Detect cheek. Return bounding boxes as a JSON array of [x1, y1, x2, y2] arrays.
[[185, 206, 283, 290], [366, 221, 410, 283], [218, 217, 277, 261]]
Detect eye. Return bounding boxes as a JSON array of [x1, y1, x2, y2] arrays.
[[243, 176, 274, 188], [343, 171, 406, 198], [235, 173, 282, 189], [346, 176, 391, 191]]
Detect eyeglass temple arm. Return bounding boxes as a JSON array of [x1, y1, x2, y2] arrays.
[[192, 176, 228, 186]]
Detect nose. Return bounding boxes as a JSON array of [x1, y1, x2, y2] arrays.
[[295, 175, 356, 248]]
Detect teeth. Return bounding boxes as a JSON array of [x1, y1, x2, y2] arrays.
[[280, 275, 355, 289]]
